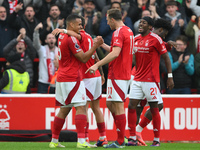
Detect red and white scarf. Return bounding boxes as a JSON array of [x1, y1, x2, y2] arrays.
[[45, 46, 58, 82], [197, 30, 200, 53], [8, 0, 18, 14]]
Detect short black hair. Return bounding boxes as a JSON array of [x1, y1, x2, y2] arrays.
[[166, 0, 177, 6], [80, 15, 85, 27], [50, 4, 60, 11], [110, 2, 121, 9], [154, 18, 172, 31], [66, 14, 82, 25], [107, 9, 122, 21], [25, 5, 35, 12]]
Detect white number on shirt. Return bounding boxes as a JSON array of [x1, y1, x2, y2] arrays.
[[58, 41, 61, 60], [130, 35, 134, 54]]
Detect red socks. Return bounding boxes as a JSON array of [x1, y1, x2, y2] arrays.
[[139, 116, 151, 128], [115, 114, 126, 145], [97, 122, 106, 137], [150, 108, 160, 138], [128, 108, 137, 136], [75, 114, 87, 138], [52, 116, 65, 139], [85, 122, 89, 139]]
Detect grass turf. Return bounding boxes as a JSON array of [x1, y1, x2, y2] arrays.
[[0, 142, 199, 150]]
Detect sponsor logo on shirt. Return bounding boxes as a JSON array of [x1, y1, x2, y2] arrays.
[[114, 39, 120, 45], [76, 49, 82, 52]]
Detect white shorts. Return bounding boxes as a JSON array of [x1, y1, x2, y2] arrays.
[[83, 77, 102, 101], [106, 79, 130, 102], [55, 81, 86, 107], [129, 75, 134, 89], [129, 80, 162, 103]]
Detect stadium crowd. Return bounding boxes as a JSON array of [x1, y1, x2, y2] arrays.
[[0, 0, 200, 148], [1, 0, 200, 94]]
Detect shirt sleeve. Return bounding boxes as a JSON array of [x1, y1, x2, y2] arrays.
[[68, 36, 83, 55], [155, 38, 167, 55]]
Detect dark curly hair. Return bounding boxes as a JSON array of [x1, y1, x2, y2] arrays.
[[154, 18, 172, 31]]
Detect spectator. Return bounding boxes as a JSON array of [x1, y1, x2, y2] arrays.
[[33, 23, 58, 93], [0, 52, 30, 94], [48, 54, 58, 94], [167, 35, 194, 94], [99, 1, 133, 49], [40, 4, 64, 45], [3, 28, 36, 91], [8, 5, 39, 41], [0, 0, 29, 16], [194, 52, 200, 94], [78, 0, 101, 38], [101, 0, 129, 18], [72, 0, 84, 14], [157, 0, 187, 19], [162, 0, 187, 42], [127, 0, 150, 24], [185, 15, 200, 56], [0, 6, 17, 58]]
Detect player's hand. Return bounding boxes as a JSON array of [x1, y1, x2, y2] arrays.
[[52, 28, 64, 36], [167, 78, 174, 90], [101, 74, 105, 85], [167, 41, 177, 49], [35, 22, 43, 31], [85, 64, 98, 75], [94, 36, 104, 47]]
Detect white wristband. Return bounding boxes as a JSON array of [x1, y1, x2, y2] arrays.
[[63, 29, 68, 34], [168, 73, 173, 78]]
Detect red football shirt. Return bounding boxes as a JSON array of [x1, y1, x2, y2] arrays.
[[108, 25, 134, 80], [57, 33, 83, 82], [134, 32, 167, 82], [80, 30, 101, 79]]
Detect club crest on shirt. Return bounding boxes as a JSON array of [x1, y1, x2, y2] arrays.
[[92, 54, 95, 59], [75, 43, 80, 49]]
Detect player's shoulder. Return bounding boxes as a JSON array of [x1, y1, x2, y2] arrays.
[[150, 32, 163, 44], [114, 26, 133, 37]]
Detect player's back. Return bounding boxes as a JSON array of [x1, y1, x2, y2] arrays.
[[80, 30, 100, 78], [134, 32, 167, 82], [108, 25, 134, 80], [57, 33, 83, 82]]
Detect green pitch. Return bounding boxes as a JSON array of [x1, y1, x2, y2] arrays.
[[0, 142, 199, 150]]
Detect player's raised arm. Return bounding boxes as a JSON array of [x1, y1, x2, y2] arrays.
[[75, 36, 104, 63]]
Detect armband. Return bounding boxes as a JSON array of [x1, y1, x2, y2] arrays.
[[168, 73, 173, 78]]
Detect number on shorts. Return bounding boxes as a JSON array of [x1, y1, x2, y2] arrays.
[[150, 87, 157, 95]]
